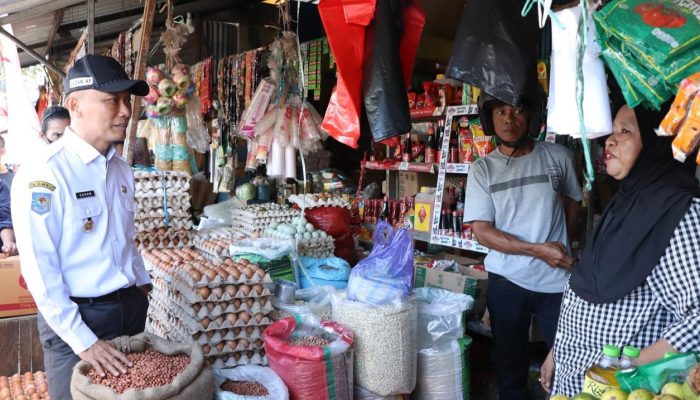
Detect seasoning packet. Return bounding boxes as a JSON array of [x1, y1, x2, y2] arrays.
[[659, 72, 700, 136], [671, 92, 700, 162], [470, 119, 495, 159], [457, 117, 473, 163]]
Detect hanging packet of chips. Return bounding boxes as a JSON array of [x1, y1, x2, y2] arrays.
[[470, 118, 495, 160]]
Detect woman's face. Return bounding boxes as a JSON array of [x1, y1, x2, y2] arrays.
[[605, 106, 643, 180], [44, 118, 69, 143]]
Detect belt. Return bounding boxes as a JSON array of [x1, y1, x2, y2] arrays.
[[70, 285, 139, 304]]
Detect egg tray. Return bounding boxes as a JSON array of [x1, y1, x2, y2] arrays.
[[191, 326, 266, 347], [136, 219, 193, 232], [193, 238, 245, 259], [232, 203, 300, 219], [167, 260, 272, 289], [135, 190, 190, 200], [206, 351, 267, 368], [136, 209, 191, 220], [136, 231, 192, 251], [232, 218, 297, 237], [194, 227, 246, 242], [198, 338, 265, 356], [135, 170, 190, 183], [287, 193, 351, 209], [150, 287, 274, 321], [135, 196, 191, 210]]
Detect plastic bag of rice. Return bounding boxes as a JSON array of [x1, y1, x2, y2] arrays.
[[331, 292, 417, 396]]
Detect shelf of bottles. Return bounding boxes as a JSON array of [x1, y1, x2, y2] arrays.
[[361, 161, 439, 173], [429, 105, 489, 255]]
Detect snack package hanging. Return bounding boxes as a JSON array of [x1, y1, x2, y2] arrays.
[[594, 0, 700, 66], [659, 72, 700, 136], [264, 315, 354, 400], [671, 92, 700, 162], [346, 220, 414, 305], [214, 366, 289, 400], [446, 0, 539, 105], [470, 119, 494, 160]]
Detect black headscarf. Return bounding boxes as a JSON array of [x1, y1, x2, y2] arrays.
[[570, 103, 700, 304]]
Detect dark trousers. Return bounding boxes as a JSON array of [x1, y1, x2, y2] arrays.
[[487, 273, 562, 400], [37, 291, 148, 400]]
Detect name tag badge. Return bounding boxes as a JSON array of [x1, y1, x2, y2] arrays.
[[75, 190, 96, 199]]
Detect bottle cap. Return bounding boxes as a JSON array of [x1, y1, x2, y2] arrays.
[[603, 345, 621, 358], [622, 346, 640, 358]]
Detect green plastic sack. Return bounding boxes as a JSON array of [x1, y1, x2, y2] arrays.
[[615, 352, 698, 393], [594, 0, 700, 65]]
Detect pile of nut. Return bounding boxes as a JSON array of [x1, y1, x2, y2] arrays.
[[0, 372, 49, 400], [143, 248, 272, 368], [289, 336, 331, 347], [220, 380, 269, 396], [134, 171, 192, 250], [87, 350, 189, 394], [231, 203, 299, 237]]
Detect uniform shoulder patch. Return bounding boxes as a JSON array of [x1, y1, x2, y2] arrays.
[[31, 192, 52, 214], [29, 181, 56, 192]]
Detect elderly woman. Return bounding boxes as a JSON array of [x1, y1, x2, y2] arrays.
[[539, 103, 700, 397]]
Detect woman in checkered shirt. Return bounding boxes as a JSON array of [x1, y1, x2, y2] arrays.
[[539, 102, 700, 397]]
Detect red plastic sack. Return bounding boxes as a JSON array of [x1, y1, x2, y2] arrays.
[[304, 207, 352, 238], [333, 232, 358, 267], [264, 315, 354, 400]]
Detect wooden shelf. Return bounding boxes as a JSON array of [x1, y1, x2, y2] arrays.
[[362, 161, 438, 174]]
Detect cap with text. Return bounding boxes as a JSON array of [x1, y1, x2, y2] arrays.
[[63, 54, 149, 96]]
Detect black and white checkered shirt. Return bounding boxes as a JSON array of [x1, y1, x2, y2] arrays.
[[552, 198, 700, 397]]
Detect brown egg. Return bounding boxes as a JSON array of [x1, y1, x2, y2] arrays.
[[239, 338, 250, 348], [254, 339, 263, 347], [201, 317, 212, 329], [238, 311, 251, 324], [233, 353, 242, 361], [228, 268, 241, 280], [253, 313, 264, 324], [216, 342, 225, 352], [158, 227, 167, 235], [232, 299, 242, 309], [220, 328, 229, 336], [245, 298, 255, 308], [197, 287, 211, 299], [206, 302, 216, 311], [238, 285, 251, 297], [255, 268, 267, 279], [202, 344, 211, 354], [232, 328, 242, 336], [188, 270, 202, 281], [193, 332, 202, 340], [245, 326, 255, 335], [215, 316, 225, 327], [226, 340, 238, 350], [216, 267, 229, 280], [259, 297, 268, 306], [226, 313, 238, 325], [224, 286, 236, 297], [239, 259, 250, 266], [243, 267, 255, 279], [204, 269, 217, 281], [246, 350, 254, 358], [251, 284, 263, 296], [206, 330, 216, 339], [193, 304, 201, 313], [211, 287, 224, 299]]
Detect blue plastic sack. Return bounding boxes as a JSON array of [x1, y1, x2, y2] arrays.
[[298, 257, 352, 289], [346, 220, 414, 305]]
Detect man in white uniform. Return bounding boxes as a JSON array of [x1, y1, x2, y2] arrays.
[[12, 55, 151, 400]]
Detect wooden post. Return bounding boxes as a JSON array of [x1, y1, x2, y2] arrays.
[[123, 0, 157, 164], [64, 29, 87, 73], [86, 0, 95, 54], [44, 9, 65, 58]]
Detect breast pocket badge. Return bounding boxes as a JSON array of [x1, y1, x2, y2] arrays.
[[31, 192, 52, 214]]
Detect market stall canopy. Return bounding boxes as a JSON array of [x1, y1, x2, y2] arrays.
[[0, 0, 266, 68]]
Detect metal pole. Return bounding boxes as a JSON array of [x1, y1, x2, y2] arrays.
[[86, 0, 95, 54], [0, 26, 65, 78]]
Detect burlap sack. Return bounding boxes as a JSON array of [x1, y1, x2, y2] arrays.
[[71, 332, 214, 400]]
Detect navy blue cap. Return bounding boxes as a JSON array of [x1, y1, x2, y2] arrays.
[[63, 54, 149, 96]]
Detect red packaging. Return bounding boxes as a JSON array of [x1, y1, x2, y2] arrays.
[[458, 124, 473, 163], [408, 92, 417, 109]]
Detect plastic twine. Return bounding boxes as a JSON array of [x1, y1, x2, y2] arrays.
[[576, 0, 596, 191]]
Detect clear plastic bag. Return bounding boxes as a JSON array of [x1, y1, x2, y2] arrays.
[[185, 94, 210, 153], [414, 287, 473, 349], [271, 285, 334, 321], [214, 366, 289, 400], [229, 238, 294, 260]]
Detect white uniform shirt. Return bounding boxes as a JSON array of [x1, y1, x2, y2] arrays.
[[11, 127, 150, 354]]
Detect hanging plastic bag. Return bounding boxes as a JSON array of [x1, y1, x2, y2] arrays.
[[446, 0, 539, 105], [238, 78, 277, 138], [214, 366, 289, 400], [346, 220, 414, 305], [362, 0, 412, 142], [264, 315, 354, 400], [546, 5, 612, 139]]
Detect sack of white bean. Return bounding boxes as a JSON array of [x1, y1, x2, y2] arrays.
[[354, 385, 410, 400], [214, 366, 289, 400], [263, 315, 354, 400], [412, 288, 474, 400], [331, 292, 417, 396], [70, 332, 214, 400]]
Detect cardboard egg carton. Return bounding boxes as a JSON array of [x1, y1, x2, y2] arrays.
[[190, 326, 267, 346], [136, 208, 191, 220], [136, 230, 192, 251], [177, 308, 274, 334], [176, 281, 272, 304], [136, 196, 191, 211], [194, 227, 246, 242], [206, 351, 267, 368], [193, 237, 245, 259], [198, 337, 265, 357], [150, 287, 274, 320], [134, 171, 190, 190], [135, 219, 193, 232], [287, 193, 351, 209]]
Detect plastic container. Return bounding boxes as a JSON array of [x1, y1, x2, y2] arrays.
[[583, 345, 621, 397], [620, 346, 640, 372], [414, 187, 436, 233]]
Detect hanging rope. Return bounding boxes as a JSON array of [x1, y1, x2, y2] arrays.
[[576, 0, 596, 191]]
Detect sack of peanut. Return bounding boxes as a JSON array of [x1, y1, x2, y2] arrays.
[[71, 332, 214, 400]]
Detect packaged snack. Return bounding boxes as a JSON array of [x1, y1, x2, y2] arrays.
[[408, 92, 417, 109], [594, 0, 700, 65], [659, 72, 700, 136], [671, 92, 700, 162], [470, 119, 495, 159]]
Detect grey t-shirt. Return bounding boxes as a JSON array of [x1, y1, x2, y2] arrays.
[[464, 141, 583, 293]]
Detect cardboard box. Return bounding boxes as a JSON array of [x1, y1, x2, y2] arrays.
[[0, 257, 37, 318], [414, 263, 488, 318], [398, 171, 436, 198]]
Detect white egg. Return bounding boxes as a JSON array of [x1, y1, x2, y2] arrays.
[[303, 232, 312, 240], [312, 231, 320, 239], [305, 223, 314, 232], [319, 231, 328, 238]]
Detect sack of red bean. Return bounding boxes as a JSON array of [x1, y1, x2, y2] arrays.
[[264, 315, 353, 400], [214, 366, 288, 400], [70, 332, 214, 400]]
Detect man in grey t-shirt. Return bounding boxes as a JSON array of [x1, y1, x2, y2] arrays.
[[464, 91, 582, 400]]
